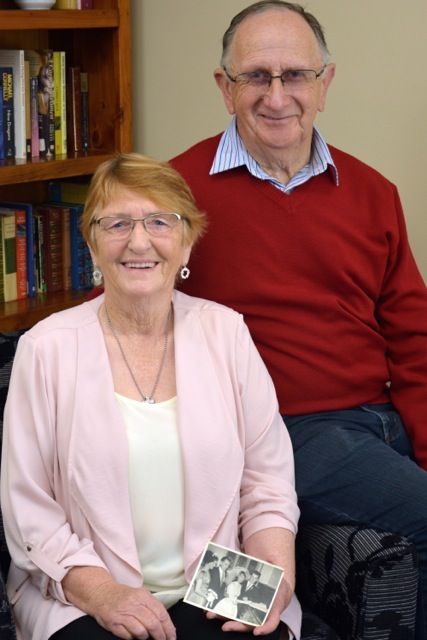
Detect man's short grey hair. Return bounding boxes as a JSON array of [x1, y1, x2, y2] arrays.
[[220, 1, 330, 69]]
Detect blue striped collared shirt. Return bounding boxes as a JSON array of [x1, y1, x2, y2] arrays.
[[210, 116, 339, 193]]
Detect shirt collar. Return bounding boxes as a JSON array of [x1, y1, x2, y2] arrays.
[[210, 116, 339, 192]]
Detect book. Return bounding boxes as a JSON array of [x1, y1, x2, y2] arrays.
[[67, 202, 92, 290], [24, 60, 31, 158], [80, 71, 89, 152], [24, 49, 54, 158], [0, 50, 26, 159], [0, 72, 3, 160], [33, 209, 46, 293], [80, 0, 93, 7], [48, 179, 89, 205], [35, 205, 64, 292], [0, 208, 17, 302], [54, 0, 78, 7], [0, 67, 15, 160], [15, 207, 27, 300], [53, 51, 67, 156], [66, 66, 82, 154], [46, 202, 71, 290], [0, 218, 3, 302], [29, 76, 40, 158], [0, 201, 36, 298]]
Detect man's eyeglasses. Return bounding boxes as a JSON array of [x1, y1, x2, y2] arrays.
[[223, 66, 326, 90], [92, 212, 185, 238]]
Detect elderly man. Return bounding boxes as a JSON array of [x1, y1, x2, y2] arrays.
[[171, 2, 427, 637]]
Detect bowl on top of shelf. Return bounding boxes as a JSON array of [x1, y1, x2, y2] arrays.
[[14, 0, 56, 8]]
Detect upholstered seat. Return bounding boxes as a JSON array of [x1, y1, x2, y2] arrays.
[[0, 331, 418, 640]]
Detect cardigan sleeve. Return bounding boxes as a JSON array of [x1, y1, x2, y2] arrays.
[[376, 186, 427, 469], [233, 317, 300, 542], [0, 333, 107, 605]]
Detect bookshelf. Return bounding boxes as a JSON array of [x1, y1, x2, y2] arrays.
[[0, 0, 132, 331]]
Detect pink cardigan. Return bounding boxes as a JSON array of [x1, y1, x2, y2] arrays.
[[1, 291, 301, 639]]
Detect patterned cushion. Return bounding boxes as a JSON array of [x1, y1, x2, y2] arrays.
[[296, 524, 418, 639]]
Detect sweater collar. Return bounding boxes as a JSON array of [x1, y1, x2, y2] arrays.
[[210, 116, 339, 193]]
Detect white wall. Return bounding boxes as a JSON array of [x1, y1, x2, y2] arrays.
[[131, 1, 427, 278]]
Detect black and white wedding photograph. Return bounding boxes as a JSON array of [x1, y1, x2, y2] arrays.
[[184, 542, 284, 626]]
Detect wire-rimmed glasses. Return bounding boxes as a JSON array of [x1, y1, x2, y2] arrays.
[[223, 66, 326, 91], [92, 212, 185, 239]]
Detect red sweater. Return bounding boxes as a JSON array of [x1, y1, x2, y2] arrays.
[[171, 134, 427, 469]]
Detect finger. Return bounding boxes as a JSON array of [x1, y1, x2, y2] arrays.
[[221, 619, 254, 633], [142, 598, 176, 639], [133, 606, 175, 640], [252, 612, 281, 636], [107, 621, 134, 640]]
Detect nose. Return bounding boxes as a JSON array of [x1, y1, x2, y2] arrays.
[[127, 219, 152, 248], [262, 77, 293, 106]]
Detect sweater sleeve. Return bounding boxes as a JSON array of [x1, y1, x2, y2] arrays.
[[0, 333, 108, 605], [233, 317, 300, 542], [376, 185, 427, 468]]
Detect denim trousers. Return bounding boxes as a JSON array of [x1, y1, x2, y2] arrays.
[[284, 403, 427, 640]]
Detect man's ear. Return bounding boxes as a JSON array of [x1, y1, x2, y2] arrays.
[[318, 62, 336, 113], [214, 67, 235, 115]]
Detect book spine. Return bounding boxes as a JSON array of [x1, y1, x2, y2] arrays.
[[15, 209, 27, 300], [45, 50, 55, 157], [80, 0, 93, 7], [24, 59, 31, 159], [0, 71, 4, 160], [0, 218, 3, 302], [1, 213, 17, 302], [54, 51, 67, 156], [54, 0, 78, 7], [24, 204, 36, 297], [30, 76, 40, 158], [37, 206, 64, 292], [0, 51, 26, 159], [33, 211, 46, 293], [61, 206, 71, 290], [69, 205, 90, 290], [66, 66, 82, 154], [28, 50, 53, 158], [47, 179, 89, 204], [80, 71, 89, 152], [1, 68, 15, 159]]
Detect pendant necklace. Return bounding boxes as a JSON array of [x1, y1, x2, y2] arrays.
[[104, 304, 171, 404]]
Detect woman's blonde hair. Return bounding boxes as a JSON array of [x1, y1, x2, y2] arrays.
[[81, 152, 207, 248]]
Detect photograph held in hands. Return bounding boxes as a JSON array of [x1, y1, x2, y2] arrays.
[[184, 542, 284, 627]]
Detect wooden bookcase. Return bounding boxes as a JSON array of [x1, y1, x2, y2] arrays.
[[0, 0, 132, 331]]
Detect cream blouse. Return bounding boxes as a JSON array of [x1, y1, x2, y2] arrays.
[[115, 393, 188, 608]]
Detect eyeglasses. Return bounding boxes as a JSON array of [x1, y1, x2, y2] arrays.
[[223, 66, 326, 90], [92, 212, 185, 238]]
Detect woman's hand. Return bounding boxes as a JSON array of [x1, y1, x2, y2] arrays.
[[62, 567, 176, 640], [205, 577, 291, 636], [87, 581, 176, 640]]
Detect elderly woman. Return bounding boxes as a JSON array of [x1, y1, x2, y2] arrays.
[[1, 153, 300, 640]]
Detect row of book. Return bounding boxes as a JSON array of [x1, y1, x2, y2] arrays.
[[54, 0, 93, 7], [0, 180, 92, 303], [0, 48, 89, 161]]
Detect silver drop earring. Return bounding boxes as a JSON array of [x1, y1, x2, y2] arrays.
[[180, 265, 190, 280], [92, 267, 103, 286]]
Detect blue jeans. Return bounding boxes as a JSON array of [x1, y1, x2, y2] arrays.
[[284, 403, 427, 639]]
